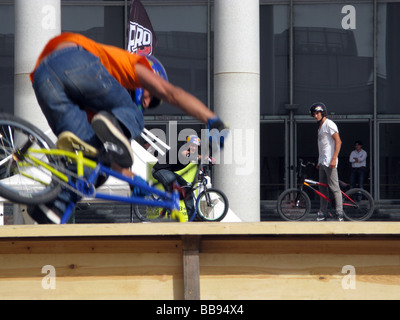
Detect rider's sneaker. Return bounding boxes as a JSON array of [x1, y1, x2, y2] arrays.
[[27, 203, 63, 224], [316, 211, 326, 221], [91, 111, 134, 168], [57, 131, 98, 157], [337, 212, 344, 222]]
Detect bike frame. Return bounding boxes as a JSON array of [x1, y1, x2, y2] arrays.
[[302, 178, 356, 208], [275, 159, 375, 221], [27, 148, 180, 224], [188, 171, 210, 222], [169, 160, 217, 222], [302, 178, 331, 202], [169, 163, 209, 222]]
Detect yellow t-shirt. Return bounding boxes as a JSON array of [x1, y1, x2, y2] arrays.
[[30, 32, 151, 91]]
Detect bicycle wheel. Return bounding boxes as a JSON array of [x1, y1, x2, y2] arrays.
[[277, 188, 311, 221], [342, 188, 374, 221], [133, 193, 168, 222], [0, 113, 62, 205], [196, 188, 228, 221]]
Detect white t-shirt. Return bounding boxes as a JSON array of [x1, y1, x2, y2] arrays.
[[318, 118, 339, 168]]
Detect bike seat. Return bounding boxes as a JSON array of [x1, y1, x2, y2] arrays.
[[57, 131, 98, 158]]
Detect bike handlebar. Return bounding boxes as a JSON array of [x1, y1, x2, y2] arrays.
[[298, 158, 315, 167], [297, 159, 316, 178]]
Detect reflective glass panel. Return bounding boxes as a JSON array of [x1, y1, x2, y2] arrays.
[[379, 123, 400, 199], [260, 5, 290, 115], [0, 5, 14, 114], [260, 122, 285, 200], [62, 6, 124, 47], [144, 5, 208, 117], [377, 3, 400, 114], [293, 4, 373, 115]]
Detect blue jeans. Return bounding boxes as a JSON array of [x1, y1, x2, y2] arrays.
[[152, 169, 195, 217], [32, 45, 144, 148], [350, 167, 367, 189]]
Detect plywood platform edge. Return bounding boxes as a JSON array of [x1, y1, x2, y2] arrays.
[[0, 221, 399, 239]]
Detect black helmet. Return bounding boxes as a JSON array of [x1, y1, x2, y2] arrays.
[[309, 102, 327, 117]]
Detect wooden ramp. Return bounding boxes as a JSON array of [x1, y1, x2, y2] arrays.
[[0, 222, 399, 300]]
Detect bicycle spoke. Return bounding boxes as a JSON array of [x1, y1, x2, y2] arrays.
[[0, 115, 62, 205], [277, 189, 310, 221], [196, 189, 228, 221], [133, 193, 169, 222], [342, 188, 374, 221]]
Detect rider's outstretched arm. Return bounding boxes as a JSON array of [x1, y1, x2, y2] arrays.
[[135, 63, 216, 124]]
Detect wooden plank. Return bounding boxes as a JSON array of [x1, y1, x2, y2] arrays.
[[0, 237, 184, 300], [0, 237, 182, 254], [0, 252, 183, 299], [201, 236, 400, 255], [0, 222, 399, 300], [199, 237, 400, 300], [1, 221, 400, 239], [182, 235, 201, 300]]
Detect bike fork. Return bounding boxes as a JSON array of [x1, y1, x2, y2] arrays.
[[294, 187, 304, 206], [60, 201, 76, 224]]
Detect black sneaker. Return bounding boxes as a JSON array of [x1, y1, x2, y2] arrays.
[[316, 211, 326, 221], [27, 203, 63, 224], [91, 111, 134, 168]]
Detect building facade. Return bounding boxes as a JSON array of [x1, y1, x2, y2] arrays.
[[1, 0, 400, 217]]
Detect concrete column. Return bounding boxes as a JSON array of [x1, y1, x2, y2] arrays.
[[13, 0, 60, 225], [213, 0, 260, 221], [14, 0, 60, 139]]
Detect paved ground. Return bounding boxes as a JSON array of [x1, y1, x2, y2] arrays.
[[3, 200, 400, 224], [72, 200, 400, 223], [261, 200, 400, 222]]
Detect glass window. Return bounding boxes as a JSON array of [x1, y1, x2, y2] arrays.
[[0, 4, 14, 114], [377, 3, 400, 114], [379, 123, 400, 199], [296, 122, 320, 190], [144, 5, 208, 117], [260, 122, 285, 200], [260, 5, 290, 115], [293, 3, 373, 115], [61, 5, 124, 47]]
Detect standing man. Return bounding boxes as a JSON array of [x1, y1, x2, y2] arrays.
[[349, 140, 368, 189], [310, 102, 344, 221]]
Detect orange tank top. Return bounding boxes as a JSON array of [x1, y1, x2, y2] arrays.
[[30, 32, 152, 91]]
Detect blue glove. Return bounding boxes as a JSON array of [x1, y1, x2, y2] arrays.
[[131, 176, 151, 197], [207, 117, 229, 149]]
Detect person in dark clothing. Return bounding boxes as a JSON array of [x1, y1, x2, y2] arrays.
[[152, 135, 201, 217]]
